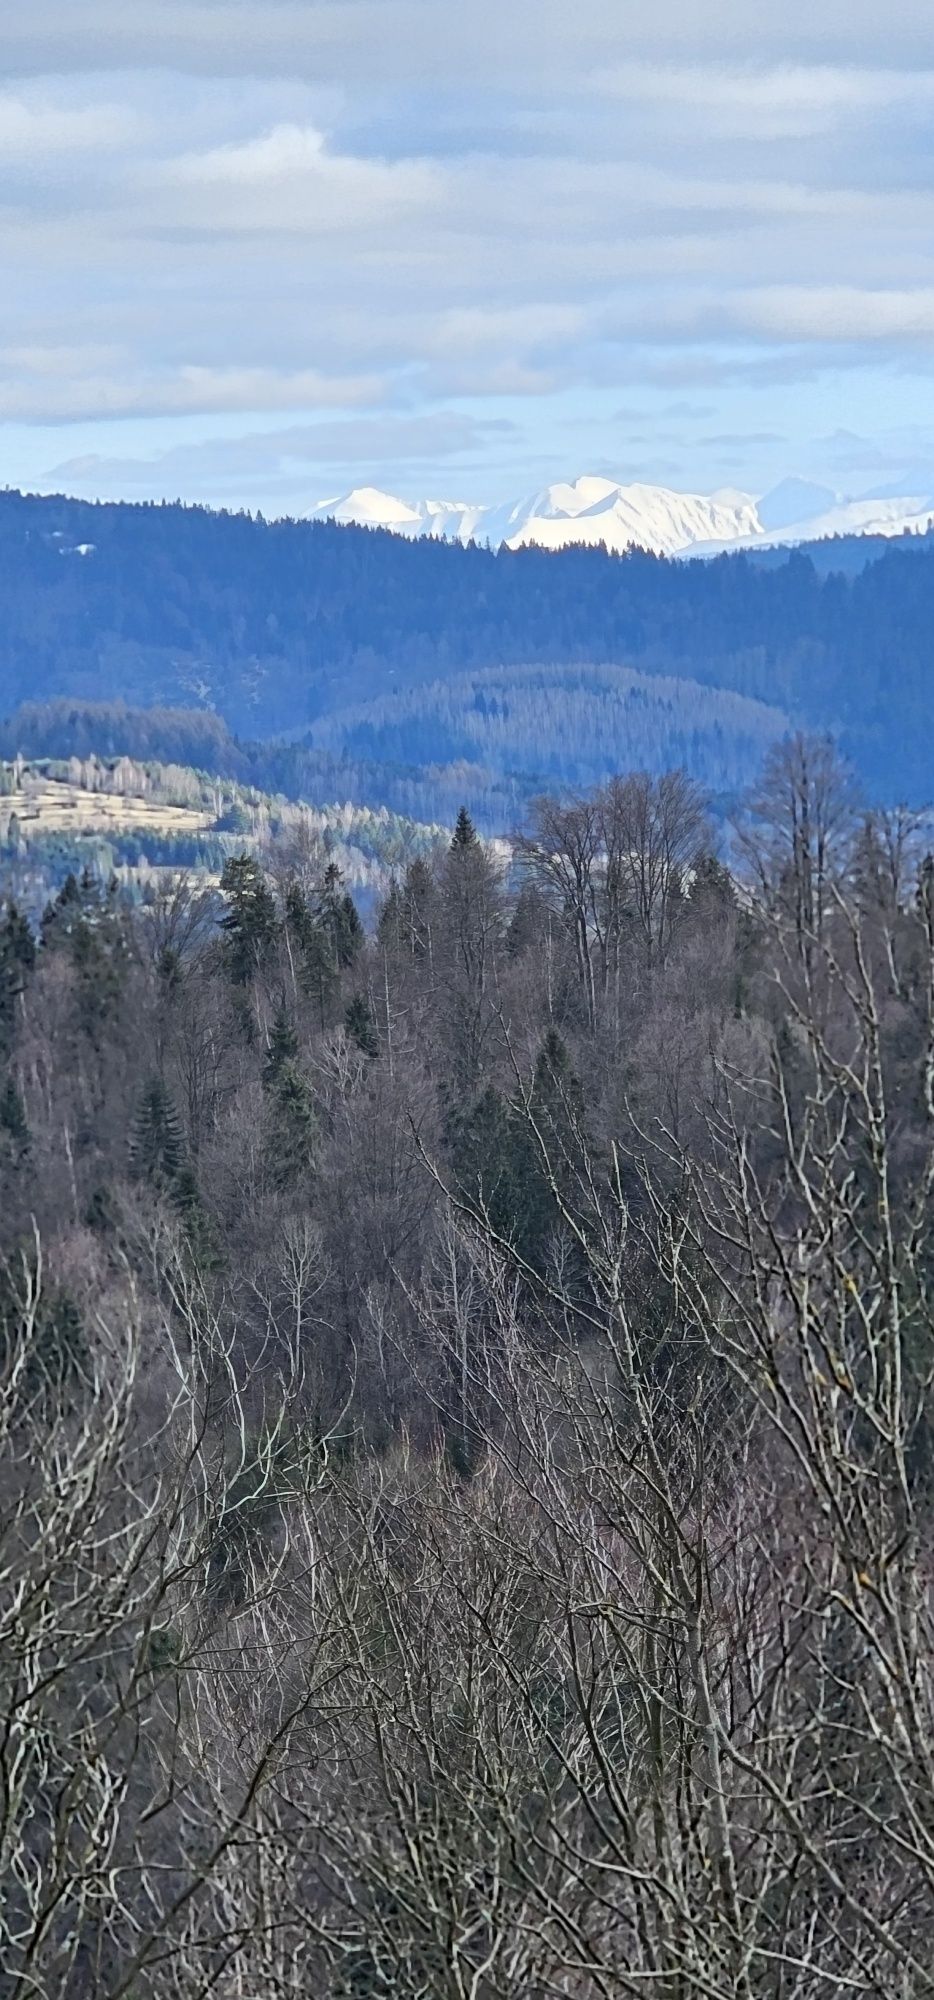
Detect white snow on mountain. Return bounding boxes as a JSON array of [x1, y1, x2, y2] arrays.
[[307, 475, 934, 559]]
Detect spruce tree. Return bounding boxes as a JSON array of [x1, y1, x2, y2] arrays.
[[450, 806, 479, 852], [129, 1075, 214, 1257], [219, 854, 279, 984], [345, 992, 379, 1058], [284, 878, 337, 1018], [71, 915, 126, 1044], [40, 871, 82, 947], [263, 1006, 300, 1086], [319, 863, 363, 970], [130, 1076, 186, 1188], [450, 1086, 527, 1247], [265, 1058, 317, 1188], [376, 880, 404, 954], [0, 901, 35, 1053], [40, 870, 128, 1041], [0, 1073, 29, 1155], [283, 878, 318, 959], [0, 1254, 87, 1413]]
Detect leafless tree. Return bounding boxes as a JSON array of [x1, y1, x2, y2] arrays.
[[741, 734, 860, 972], [0, 1223, 347, 1999], [517, 794, 603, 1033]]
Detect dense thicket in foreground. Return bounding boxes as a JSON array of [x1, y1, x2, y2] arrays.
[[2, 738, 934, 1996]]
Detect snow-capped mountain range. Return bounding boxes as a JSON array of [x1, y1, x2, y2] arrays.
[[308, 474, 934, 559]]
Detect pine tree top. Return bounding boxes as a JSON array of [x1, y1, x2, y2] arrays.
[[451, 806, 479, 852]]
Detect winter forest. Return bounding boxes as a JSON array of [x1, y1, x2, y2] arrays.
[[3, 734, 934, 1996]]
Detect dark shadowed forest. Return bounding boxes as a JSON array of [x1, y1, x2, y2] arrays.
[[3, 734, 934, 1995]]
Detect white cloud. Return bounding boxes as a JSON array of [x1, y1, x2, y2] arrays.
[[4, 2, 934, 81], [594, 62, 934, 139], [163, 120, 436, 232], [0, 92, 141, 155], [1, 2, 933, 498], [172, 122, 330, 184], [38, 409, 511, 507], [740, 286, 934, 341], [426, 305, 585, 356], [0, 361, 386, 422]]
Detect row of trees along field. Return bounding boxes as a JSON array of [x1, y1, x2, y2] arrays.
[[2, 734, 934, 1996]]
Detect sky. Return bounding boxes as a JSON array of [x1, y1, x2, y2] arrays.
[[2, 0, 934, 514]]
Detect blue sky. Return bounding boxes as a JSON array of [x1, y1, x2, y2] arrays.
[[2, 0, 934, 511]]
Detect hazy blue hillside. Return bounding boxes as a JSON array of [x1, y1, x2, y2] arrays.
[[305, 662, 789, 801], [1, 487, 932, 802]]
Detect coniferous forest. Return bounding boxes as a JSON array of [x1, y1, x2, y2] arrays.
[[2, 488, 934, 805], [4, 734, 934, 1994]]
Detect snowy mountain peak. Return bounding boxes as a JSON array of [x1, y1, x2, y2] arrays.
[[498, 479, 760, 557], [318, 487, 424, 530], [308, 476, 934, 559]]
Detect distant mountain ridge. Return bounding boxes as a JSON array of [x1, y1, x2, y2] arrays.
[[310, 474, 934, 559], [2, 483, 934, 809]]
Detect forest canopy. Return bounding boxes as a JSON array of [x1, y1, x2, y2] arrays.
[[3, 737, 934, 1994]]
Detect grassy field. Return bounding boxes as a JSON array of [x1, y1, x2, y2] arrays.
[[1, 778, 214, 837], [0, 760, 447, 915]]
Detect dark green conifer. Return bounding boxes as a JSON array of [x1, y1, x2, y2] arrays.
[[130, 1076, 186, 1187], [265, 1059, 317, 1188], [264, 1007, 300, 1086], [219, 853, 279, 984], [450, 806, 479, 851], [320, 863, 363, 969], [85, 1184, 117, 1235], [345, 992, 379, 1058], [40, 871, 82, 947], [157, 943, 182, 996], [0, 1256, 87, 1414], [284, 878, 337, 1016], [376, 879, 404, 953], [0, 901, 35, 1052], [0, 1073, 29, 1154], [71, 918, 125, 1043], [450, 1086, 527, 1245], [688, 853, 736, 919]]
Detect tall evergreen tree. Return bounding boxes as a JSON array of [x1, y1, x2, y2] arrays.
[[263, 1006, 300, 1086], [0, 901, 35, 1053], [319, 863, 363, 970], [376, 879, 405, 954], [284, 877, 337, 1020], [129, 1074, 215, 1258], [451, 806, 479, 852], [40, 870, 82, 947], [219, 854, 279, 984], [130, 1077, 186, 1188], [345, 992, 379, 1058], [264, 1058, 317, 1189], [0, 1073, 29, 1157], [70, 913, 127, 1045]]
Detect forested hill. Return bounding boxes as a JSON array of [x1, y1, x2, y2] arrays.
[[1, 485, 933, 799]]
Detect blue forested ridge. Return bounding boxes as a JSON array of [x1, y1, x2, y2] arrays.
[[0, 485, 931, 803]]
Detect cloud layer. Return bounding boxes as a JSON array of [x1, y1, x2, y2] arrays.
[[1, 2, 933, 506]]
